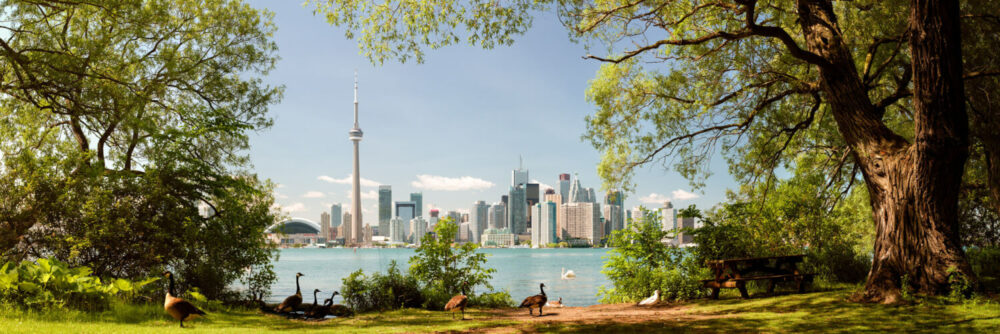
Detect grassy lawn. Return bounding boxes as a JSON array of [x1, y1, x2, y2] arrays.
[[2, 289, 998, 333]]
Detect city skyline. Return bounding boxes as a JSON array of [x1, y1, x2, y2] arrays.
[[248, 0, 732, 224]]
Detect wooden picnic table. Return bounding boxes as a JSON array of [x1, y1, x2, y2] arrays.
[[702, 255, 814, 299]]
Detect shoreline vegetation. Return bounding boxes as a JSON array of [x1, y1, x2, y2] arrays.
[[2, 288, 998, 333]]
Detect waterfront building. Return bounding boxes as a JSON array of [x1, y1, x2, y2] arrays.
[[568, 174, 587, 203], [558, 173, 570, 204], [677, 216, 697, 245], [508, 185, 527, 234], [562, 202, 603, 245], [471, 201, 489, 244], [395, 201, 416, 238], [410, 217, 428, 246], [660, 201, 676, 243], [341, 212, 353, 243], [265, 218, 323, 246], [488, 202, 506, 229], [347, 73, 365, 245], [544, 193, 565, 240], [603, 190, 625, 238], [320, 212, 331, 242], [459, 222, 471, 242], [389, 217, 405, 243], [410, 192, 423, 218], [330, 203, 342, 229], [481, 228, 516, 247], [378, 185, 392, 236], [531, 201, 557, 247]]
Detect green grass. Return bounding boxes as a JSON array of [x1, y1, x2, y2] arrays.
[[2, 289, 998, 333]]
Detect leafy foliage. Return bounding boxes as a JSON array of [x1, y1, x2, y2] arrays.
[[0, 0, 282, 300], [409, 218, 499, 309], [599, 209, 708, 303], [340, 261, 424, 313], [0, 258, 158, 310]]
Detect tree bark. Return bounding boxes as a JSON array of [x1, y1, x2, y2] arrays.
[[795, 0, 974, 302]]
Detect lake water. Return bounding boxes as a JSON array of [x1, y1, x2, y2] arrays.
[[270, 248, 613, 307]]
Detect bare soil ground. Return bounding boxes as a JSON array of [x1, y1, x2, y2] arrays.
[[462, 303, 726, 333]]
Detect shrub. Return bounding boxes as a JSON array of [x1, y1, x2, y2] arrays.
[[340, 260, 423, 313], [0, 258, 158, 310], [599, 209, 708, 303], [467, 289, 515, 308], [409, 219, 496, 300]]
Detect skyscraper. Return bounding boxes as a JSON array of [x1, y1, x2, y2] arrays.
[[389, 217, 405, 243], [488, 202, 506, 229], [410, 192, 423, 218], [603, 190, 625, 237], [558, 173, 570, 204], [410, 217, 428, 246], [568, 174, 587, 203], [526, 183, 539, 229], [348, 73, 364, 245], [508, 185, 527, 234], [445, 210, 462, 242], [378, 185, 392, 236], [320, 212, 331, 242], [660, 201, 676, 244], [531, 201, 557, 247], [471, 200, 489, 244], [341, 212, 353, 243], [512, 157, 528, 187], [562, 202, 603, 245], [330, 203, 342, 229], [395, 201, 416, 239], [586, 188, 597, 203], [544, 193, 565, 240]]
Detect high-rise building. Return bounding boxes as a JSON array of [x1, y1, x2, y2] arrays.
[[512, 157, 528, 187], [568, 174, 587, 203], [410, 217, 428, 246], [488, 202, 506, 229], [459, 222, 471, 242], [660, 201, 676, 243], [586, 188, 597, 203], [320, 212, 331, 242], [446, 210, 462, 242], [341, 212, 353, 243], [389, 217, 405, 243], [526, 183, 539, 229], [544, 193, 564, 240], [430, 209, 440, 218], [531, 201, 557, 247], [558, 173, 571, 204], [410, 192, 423, 218], [471, 201, 489, 244], [562, 202, 603, 245], [330, 204, 342, 229], [677, 216, 697, 245], [395, 201, 416, 239], [508, 185, 527, 234], [603, 190, 625, 238], [378, 185, 392, 236], [481, 228, 516, 247], [348, 73, 365, 245]]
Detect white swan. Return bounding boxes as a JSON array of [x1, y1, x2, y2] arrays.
[[561, 267, 576, 279], [638, 289, 660, 306]]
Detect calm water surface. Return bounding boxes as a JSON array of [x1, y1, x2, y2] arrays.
[[270, 248, 613, 307]]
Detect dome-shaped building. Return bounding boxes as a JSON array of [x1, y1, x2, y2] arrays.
[[266, 218, 324, 247]]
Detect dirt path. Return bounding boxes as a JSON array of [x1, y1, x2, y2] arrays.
[[463, 303, 728, 333]]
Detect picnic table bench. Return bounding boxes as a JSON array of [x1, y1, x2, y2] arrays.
[[701, 255, 815, 299]]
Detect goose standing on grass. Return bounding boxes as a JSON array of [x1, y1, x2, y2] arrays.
[[326, 291, 354, 317], [546, 297, 564, 308], [561, 268, 576, 279], [519, 283, 548, 316], [444, 282, 470, 320], [162, 271, 206, 328], [275, 272, 304, 313], [302, 289, 321, 318], [638, 289, 660, 306]]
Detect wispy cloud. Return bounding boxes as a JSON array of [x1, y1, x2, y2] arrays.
[[282, 202, 306, 213], [318, 174, 381, 187], [411, 175, 494, 191], [302, 191, 324, 198], [531, 179, 555, 193], [346, 190, 378, 200], [639, 193, 672, 204], [273, 190, 289, 199], [671, 189, 700, 200], [639, 190, 700, 204]]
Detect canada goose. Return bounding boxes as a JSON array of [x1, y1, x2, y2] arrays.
[[161, 271, 206, 328], [638, 289, 660, 306], [303, 289, 324, 319], [275, 272, 304, 313], [519, 283, 548, 316], [546, 297, 564, 308], [444, 282, 470, 320], [561, 268, 576, 279]]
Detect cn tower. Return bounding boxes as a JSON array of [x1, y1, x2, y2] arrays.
[[348, 72, 364, 245]]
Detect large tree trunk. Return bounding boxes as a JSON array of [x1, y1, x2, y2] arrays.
[[796, 0, 974, 303]]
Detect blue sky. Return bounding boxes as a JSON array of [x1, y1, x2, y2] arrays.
[[247, 1, 737, 224]]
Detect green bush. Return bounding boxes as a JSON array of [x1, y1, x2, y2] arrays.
[[467, 289, 515, 308], [599, 208, 709, 303], [340, 261, 423, 313], [0, 258, 158, 310], [967, 247, 1000, 292]]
